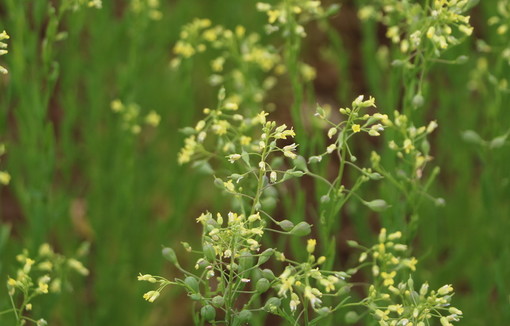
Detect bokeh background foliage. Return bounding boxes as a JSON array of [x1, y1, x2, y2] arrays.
[[0, 0, 509, 325]]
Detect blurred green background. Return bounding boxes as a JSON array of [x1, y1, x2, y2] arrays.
[[0, 0, 509, 325]]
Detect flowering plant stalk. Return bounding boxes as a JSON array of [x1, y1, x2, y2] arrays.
[[1, 244, 88, 326], [137, 1, 466, 325], [139, 90, 461, 325]]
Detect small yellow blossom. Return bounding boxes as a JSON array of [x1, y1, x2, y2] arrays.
[[145, 111, 161, 127], [111, 99, 124, 112], [267, 10, 281, 24], [240, 136, 252, 146], [37, 282, 49, 294], [68, 258, 90, 276], [352, 124, 361, 133], [0, 171, 11, 185], [223, 180, 235, 192], [306, 239, 316, 253], [143, 290, 160, 302]]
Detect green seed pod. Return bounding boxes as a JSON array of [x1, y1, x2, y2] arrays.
[[192, 160, 214, 175], [317, 307, 331, 316], [255, 278, 270, 293], [260, 196, 276, 211], [180, 127, 196, 135], [190, 293, 202, 301], [455, 55, 468, 64], [263, 297, 281, 313], [286, 170, 305, 177], [201, 305, 216, 322], [238, 251, 254, 273], [346, 240, 359, 247], [363, 199, 390, 212], [293, 155, 308, 171], [250, 268, 263, 284], [257, 248, 274, 265], [461, 130, 484, 145], [289, 222, 311, 236], [412, 93, 424, 108], [261, 268, 275, 280], [277, 220, 294, 232], [184, 276, 199, 293], [203, 243, 216, 262], [421, 139, 430, 155], [214, 178, 224, 188], [320, 195, 330, 203], [237, 310, 252, 324], [345, 311, 359, 323], [162, 247, 178, 265], [368, 172, 383, 180], [270, 157, 284, 169], [211, 295, 224, 307]]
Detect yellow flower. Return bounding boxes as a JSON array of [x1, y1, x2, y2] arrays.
[[267, 10, 280, 24], [254, 111, 269, 125], [143, 290, 160, 302], [381, 271, 396, 286], [38, 282, 49, 294], [138, 274, 157, 283], [306, 239, 316, 253], [212, 120, 230, 135], [352, 124, 361, 133], [145, 111, 161, 127], [223, 180, 235, 192], [438, 284, 453, 296], [68, 258, 90, 276], [7, 277, 17, 287], [0, 171, 11, 185], [240, 136, 252, 146]]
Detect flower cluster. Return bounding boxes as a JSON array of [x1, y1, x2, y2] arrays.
[[377, 110, 437, 180], [138, 210, 274, 324], [177, 87, 296, 168], [0, 30, 9, 75], [356, 229, 462, 326], [5, 244, 89, 325], [272, 238, 349, 315], [359, 0, 473, 58], [68, 0, 102, 10], [171, 18, 282, 109], [110, 99, 161, 135], [309, 96, 389, 208], [468, 1, 510, 93], [311, 95, 387, 163], [256, 1, 328, 38], [196, 211, 265, 270], [130, 0, 162, 20], [488, 0, 510, 38]]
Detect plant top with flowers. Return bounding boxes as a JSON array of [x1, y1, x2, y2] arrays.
[[135, 0, 472, 324]]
